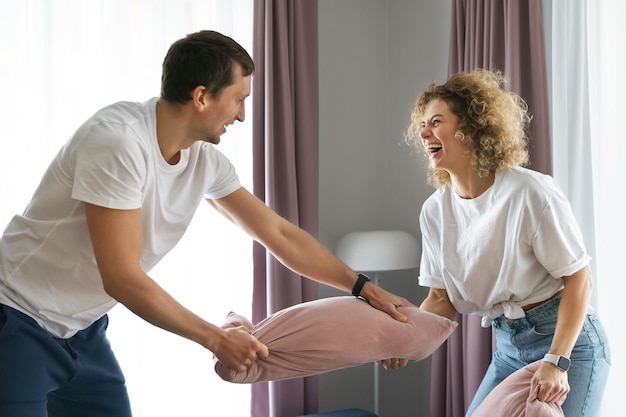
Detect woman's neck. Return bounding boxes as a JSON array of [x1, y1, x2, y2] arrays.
[[451, 171, 495, 199]]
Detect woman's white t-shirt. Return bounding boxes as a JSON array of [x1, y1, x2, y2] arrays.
[[0, 98, 241, 337], [418, 166, 590, 327]]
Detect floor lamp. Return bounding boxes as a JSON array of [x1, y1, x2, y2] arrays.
[[334, 230, 420, 416]]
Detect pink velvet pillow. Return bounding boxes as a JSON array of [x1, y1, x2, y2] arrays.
[[214, 296, 457, 383], [473, 361, 565, 417]]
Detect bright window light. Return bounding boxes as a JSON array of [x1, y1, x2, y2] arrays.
[[0, 1, 254, 416]]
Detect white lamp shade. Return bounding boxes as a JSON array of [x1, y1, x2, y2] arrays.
[[334, 230, 420, 272]]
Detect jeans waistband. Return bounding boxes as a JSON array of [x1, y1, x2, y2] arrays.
[[495, 294, 562, 329]]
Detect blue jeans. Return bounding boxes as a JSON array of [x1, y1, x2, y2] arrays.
[[0, 304, 133, 417], [465, 295, 611, 417]]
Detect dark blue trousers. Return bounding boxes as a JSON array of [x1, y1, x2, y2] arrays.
[[0, 304, 133, 417]]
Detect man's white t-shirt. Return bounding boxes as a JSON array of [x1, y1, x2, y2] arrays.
[[0, 98, 241, 338], [418, 166, 590, 327]]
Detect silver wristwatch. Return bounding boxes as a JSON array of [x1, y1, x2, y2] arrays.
[[543, 353, 571, 371]]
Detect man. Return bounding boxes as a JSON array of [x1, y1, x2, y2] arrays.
[[0, 30, 412, 416]]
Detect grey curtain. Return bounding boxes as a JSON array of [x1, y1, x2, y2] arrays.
[[251, 1, 320, 416], [430, 1, 552, 416]]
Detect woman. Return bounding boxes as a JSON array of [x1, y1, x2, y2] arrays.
[[403, 69, 610, 416]]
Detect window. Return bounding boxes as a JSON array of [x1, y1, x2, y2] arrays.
[[0, 1, 254, 416], [548, 1, 625, 414], [588, 2, 625, 414]]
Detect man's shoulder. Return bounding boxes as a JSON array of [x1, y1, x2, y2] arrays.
[[73, 98, 157, 147], [90, 98, 156, 125]]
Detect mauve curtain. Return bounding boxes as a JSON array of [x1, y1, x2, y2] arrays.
[[449, 0, 551, 174], [251, 1, 320, 417], [430, 1, 552, 416]]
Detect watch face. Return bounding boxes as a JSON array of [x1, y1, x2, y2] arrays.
[[557, 356, 571, 371]]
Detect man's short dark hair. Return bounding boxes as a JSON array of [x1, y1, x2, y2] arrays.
[[160, 30, 254, 103]]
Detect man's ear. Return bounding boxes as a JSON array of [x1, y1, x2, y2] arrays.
[[191, 85, 210, 110]]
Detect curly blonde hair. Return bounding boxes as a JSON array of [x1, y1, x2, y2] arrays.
[[406, 69, 530, 188]]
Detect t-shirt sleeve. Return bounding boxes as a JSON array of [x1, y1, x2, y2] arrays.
[[71, 122, 146, 210], [531, 179, 590, 278], [418, 204, 446, 289], [201, 144, 241, 200]]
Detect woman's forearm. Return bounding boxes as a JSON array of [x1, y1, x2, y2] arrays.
[[420, 289, 458, 321], [548, 266, 593, 356]]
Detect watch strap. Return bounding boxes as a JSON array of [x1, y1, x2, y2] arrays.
[[543, 353, 571, 371], [351, 273, 371, 297]]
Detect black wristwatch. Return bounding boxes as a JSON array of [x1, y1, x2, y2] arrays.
[[351, 273, 371, 297], [543, 353, 571, 372]]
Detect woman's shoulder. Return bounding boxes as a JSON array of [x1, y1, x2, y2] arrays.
[[420, 184, 452, 217], [423, 183, 451, 202], [498, 166, 561, 196]]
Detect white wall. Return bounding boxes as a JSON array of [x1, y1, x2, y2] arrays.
[[318, 0, 451, 415]]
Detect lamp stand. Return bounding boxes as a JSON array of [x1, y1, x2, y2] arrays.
[[333, 230, 421, 417]]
